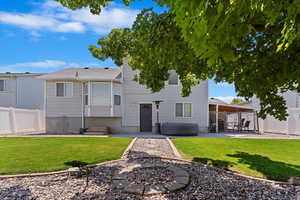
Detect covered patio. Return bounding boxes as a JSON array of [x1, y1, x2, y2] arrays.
[[209, 98, 259, 133]]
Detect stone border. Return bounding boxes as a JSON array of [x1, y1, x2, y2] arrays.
[[112, 164, 190, 195], [166, 137, 182, 158], [0, 158, 128, 179], [122, 137, 137, 158], [0, 155, 291, 185]]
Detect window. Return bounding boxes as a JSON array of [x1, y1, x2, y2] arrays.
[[56, 82, 73, 97], [168, 70, 178, 85], [0, 80, 6, 92], [114, 95, 121, 105], [91, 82, 110, 105], [176, 103, 192, 117]]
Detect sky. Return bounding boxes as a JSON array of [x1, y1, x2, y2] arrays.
[[0, 0, 237, 103]]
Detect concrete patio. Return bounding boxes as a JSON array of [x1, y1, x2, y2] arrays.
[[2, 131, 300, 139]]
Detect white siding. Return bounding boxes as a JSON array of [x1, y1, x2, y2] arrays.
[[113, 83, 122, 116], [253, 93, 300, 135], [16, 76, 44, 109], [0, 78, 17, 107], [46, 81, 83, 117], [121, 65, 208, 132], [282, 91, 298, 108]]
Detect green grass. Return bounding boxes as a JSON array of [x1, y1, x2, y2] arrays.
[[172, 138, 300, 181], [0, 137, 132, 175]]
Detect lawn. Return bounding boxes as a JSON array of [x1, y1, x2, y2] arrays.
[[172, 138, 300, 181], [0, 137, 132, 175]]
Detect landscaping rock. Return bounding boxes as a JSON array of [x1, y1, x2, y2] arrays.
[[0, 157, 297, 200], [0, 138, 297, 200]]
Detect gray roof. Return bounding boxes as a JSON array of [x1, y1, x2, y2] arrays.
[[0, 72, 44, 77], [209, 98, 228, 105], [39, 67, 122, 82]]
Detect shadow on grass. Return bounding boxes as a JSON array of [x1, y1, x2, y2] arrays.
[[227, 151, 300, 181], [64, 160, 88, 168], [192, 157, 234, 170]]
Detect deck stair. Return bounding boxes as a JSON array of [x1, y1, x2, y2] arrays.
[[85, 127, 111, 135]]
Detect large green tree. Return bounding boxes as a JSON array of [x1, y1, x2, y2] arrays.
[[56, 0, 300, 120]]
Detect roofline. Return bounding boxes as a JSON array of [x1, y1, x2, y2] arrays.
[[209, 103, 255, 110], [0, 73, 45, 77], [40, 78, 122, 83]]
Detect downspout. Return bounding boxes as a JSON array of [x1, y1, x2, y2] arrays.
[[110, 81, 114, 116], [76, 71, 85, 132], [81, 82, 85, 130]]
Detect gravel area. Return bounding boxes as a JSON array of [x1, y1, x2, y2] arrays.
[[0, 157, 297, 200], [123, 138, 177, 159], [0, 139, 297, 199]]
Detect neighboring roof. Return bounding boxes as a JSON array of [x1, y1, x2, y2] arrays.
[[0, 72, 44, 77], [208, 98, 228, 105], [209, 97, 255, 112], [39, 67, 122, 82]]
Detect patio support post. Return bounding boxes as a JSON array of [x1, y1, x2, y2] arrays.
[[81, 82, 85, 130], [238, 112, 242, 132], [216, 104, 219, 133], [253, 111, 256, 132]]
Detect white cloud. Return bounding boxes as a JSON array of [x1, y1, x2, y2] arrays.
[[0, 12, 55, 29], [30, 31, 41, 38], [54, 21, 85, 32], [0, 0, 138, 35], [212, 96, 236, 104], [1, 60, 67, 69], [0, 60, 105, 72], [0, 12, 85, 33]]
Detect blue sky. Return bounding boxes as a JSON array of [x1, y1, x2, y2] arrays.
[[0, 0, 237, 102]]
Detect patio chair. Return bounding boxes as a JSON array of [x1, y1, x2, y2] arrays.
[[242, 121, 250, 132], [233, 118, 245, 132]]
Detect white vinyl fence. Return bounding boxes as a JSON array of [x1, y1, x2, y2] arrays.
[[260, 108, 300, 135], [0, 107, 45, 134]]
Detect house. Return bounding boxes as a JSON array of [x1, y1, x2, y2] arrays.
[[39, 63, 208, 134], [0, 72, 44, 109], [252, 91, 300, 135]]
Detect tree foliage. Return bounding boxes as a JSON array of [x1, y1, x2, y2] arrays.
[[231, 98, 246, 105], [56, 0, 300, 120]]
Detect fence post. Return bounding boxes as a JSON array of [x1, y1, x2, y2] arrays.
[[9, 107, 17, 133], [36, 109, 41, 131]]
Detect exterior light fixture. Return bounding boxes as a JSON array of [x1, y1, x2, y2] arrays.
[[153, 100, 163, 133]]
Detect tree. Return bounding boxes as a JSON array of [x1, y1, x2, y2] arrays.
[[231, 98, 246, 105], [56, 0, 300, 120]]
